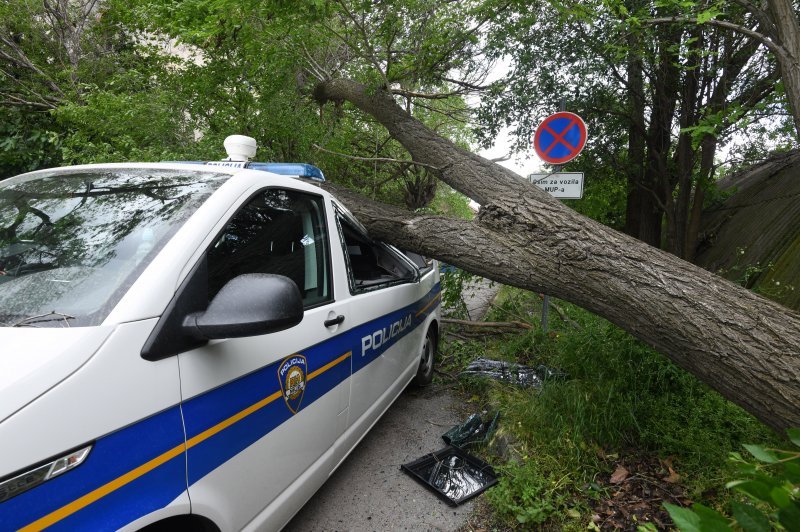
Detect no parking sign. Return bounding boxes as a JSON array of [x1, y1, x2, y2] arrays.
[[533, 112, 587, 165]]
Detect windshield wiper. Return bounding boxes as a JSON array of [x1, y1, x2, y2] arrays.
[[10, 311, 76, 328]]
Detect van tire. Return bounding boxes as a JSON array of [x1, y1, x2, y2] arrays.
[[138, 515, 219, 532], [413, 326, 436, 386]]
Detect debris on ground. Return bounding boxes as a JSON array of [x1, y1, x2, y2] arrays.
[[459, 357, 567, 389], [401, 445, 499, 506], [442, 412, 500, 449], [400, 412, 502, 506]]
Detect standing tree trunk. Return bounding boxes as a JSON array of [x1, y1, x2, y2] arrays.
[[640, 23, 681, 249], [624, 21, 647, 240], [314, 78, 800, 433], [669, 26, 701, 258], [767, 0, 800, 139]]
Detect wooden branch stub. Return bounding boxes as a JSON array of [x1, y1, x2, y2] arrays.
[[442, 318, 533, 329]]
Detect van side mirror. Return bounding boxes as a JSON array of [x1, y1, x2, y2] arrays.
[[183, 274, 303, 340]]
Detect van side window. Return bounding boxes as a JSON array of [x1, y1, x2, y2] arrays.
[[335, 212, 416, 293], [208, 189, 331, 307], [402, 251, 433, 271]]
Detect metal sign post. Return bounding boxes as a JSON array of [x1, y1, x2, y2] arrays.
[[539, 98, 574, 334]]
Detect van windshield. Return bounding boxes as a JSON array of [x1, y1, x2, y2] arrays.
[[0, 168, 228, 327]]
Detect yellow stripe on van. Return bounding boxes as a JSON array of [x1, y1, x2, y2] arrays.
[[415, 292, 441, 318], [19, 443, 186, 532], [21, 351, 352, 531], [308, 351, 351, 380], [184, 389, 283, 450]]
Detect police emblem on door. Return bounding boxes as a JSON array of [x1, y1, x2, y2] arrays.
[[278, 354, 307, 414]]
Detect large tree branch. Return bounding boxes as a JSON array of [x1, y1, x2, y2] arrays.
[[0, 36, 66, 99], [0, 68, 60, 110], [314, 78, 800, 433], [312, 143, 442, 170], [0, 93, 57, 110], [731, 0, 778, 37], [389, 88, 466, 100], [646, 16, 791, 61], [439, 76, 491, 92], [314, 79, 544, 206]]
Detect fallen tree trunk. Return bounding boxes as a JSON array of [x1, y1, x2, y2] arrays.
[[315, 78, 800, 433]]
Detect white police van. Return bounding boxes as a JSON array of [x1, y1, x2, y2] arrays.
[[0, 136, 440, 531]]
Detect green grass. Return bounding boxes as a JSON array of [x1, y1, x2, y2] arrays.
[[439, 286, 779, 528]]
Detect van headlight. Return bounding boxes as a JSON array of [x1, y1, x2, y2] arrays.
[[0, 445, 92, 503]]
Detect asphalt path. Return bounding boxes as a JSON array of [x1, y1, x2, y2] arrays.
[[461, 278, 499, 321], [283, 386, 473, 531]]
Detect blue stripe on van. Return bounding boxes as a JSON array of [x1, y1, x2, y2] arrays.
[[4, 282, 440, 530]]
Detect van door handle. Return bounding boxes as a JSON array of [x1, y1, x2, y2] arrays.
[[324, 315, 345, 327]]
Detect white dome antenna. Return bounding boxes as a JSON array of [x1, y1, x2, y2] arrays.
[[223, 135, 257, 162]]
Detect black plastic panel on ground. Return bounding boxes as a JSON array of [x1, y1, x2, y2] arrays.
[[400, 445, 499, 506]]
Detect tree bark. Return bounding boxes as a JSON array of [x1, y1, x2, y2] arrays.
[[670, 27, 701, 258], [641, 23, 682, 249], [314, 78, 800, 433], [766, 0, 800, 139], [624, 24, 647, 240]]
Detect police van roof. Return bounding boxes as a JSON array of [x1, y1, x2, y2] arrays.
[[169, 135, 326, 181], [174, 161, 325, 181]]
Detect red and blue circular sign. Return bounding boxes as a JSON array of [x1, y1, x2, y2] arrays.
[[533, 112, 587, 165]]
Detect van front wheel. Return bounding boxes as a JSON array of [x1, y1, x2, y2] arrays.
[[413, 326, 436, 386]]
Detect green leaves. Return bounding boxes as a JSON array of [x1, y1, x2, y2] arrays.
[[788, 428, 800, 447], [0, 108, 62, 178], [726, 480, 772, 501], [730, 501, 770, 532], [779, 505, 800, 531], [664, 503, 731, 532], [666, 430, 800, 532], [664, 505, 702, 531], [696, 7, 721, 24], [742, 444, 779, 464]]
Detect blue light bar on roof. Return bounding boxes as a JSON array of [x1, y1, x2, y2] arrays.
[[165, 161, 326, 181], [247, 162, 325, 181]]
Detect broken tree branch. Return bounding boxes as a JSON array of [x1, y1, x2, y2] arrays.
[[442, 318, 533, 330], [312, 143, 442, 170]]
